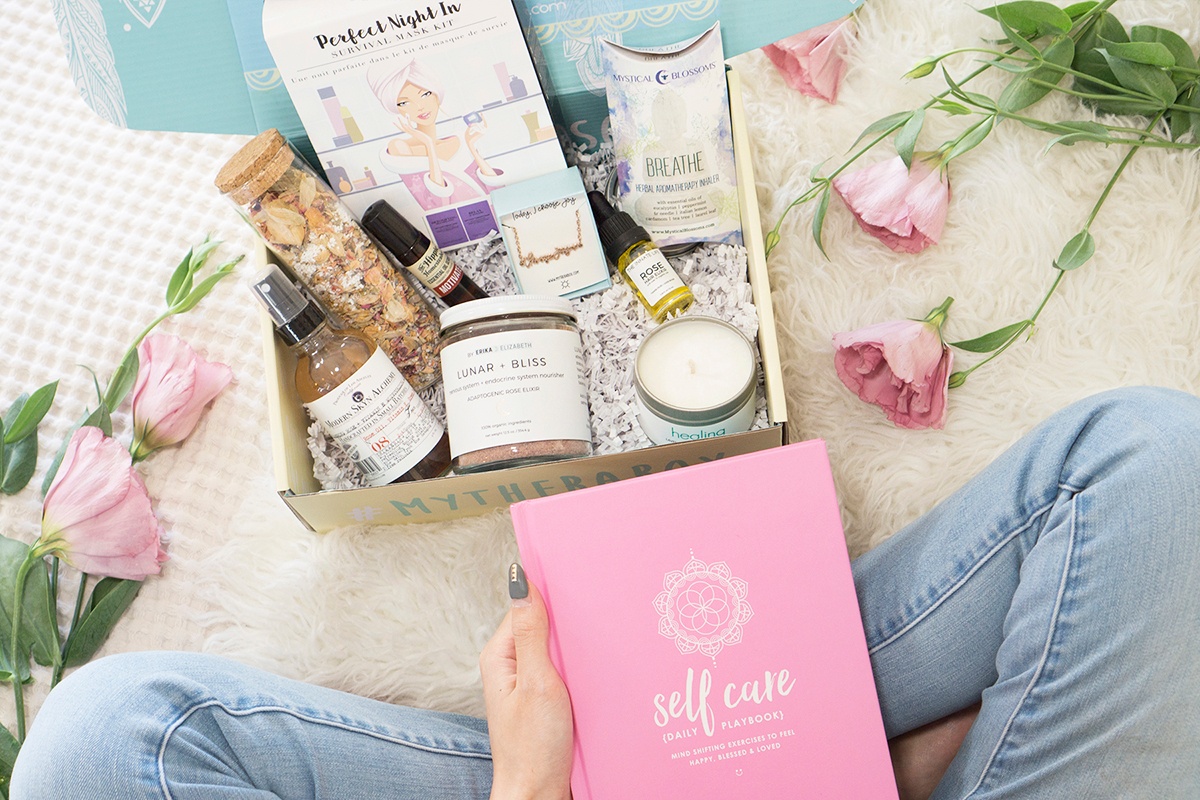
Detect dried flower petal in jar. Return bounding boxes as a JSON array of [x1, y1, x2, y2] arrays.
[[439, 296, 593, 473], [215, 129, 441, 389]]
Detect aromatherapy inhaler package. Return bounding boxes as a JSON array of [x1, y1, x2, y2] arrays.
[[259, 0, 566, 251], [601, 23, 741, 248]]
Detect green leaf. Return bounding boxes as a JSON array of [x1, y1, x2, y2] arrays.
[[63, 578, 142, 668], [998, 34, 1075, 112], [0, 540, 59, 676], [1, 431, 37, 496], [1100, 50, 1179, 106], [942, 117, 995, 163], [1102, 38, 1176, 69], [0, 421, 5, 491], [1131, 26, 1197, 73], [994, 14, 1038, 58], [102, 348, 140, 414], [980, 1, 1072, 39], [169, 256, 241, 315], [84, 404, 114, 438], [932, 99, 972, 115], [951, 320, 1031, 353], [1054, 230, 1096, 271], [811, 188, 831, 260], [164, 248, 195, 308], [1062, 1, 1097, 19], [1072, 49, 1171, 114], [895, 109, 925, 169], [850, 111, 914, 150], [904, 58, 938, 80], [1073, 9, 1128, 55], [1169, 84, 1200, 142], [0, 720, 19, 799], [3, 382, 57, 445], [940, 67, 999, 111]]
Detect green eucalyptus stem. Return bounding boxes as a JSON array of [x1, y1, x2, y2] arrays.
[[1069, 0, 1121, 35], [952, 113, 1155, 385], [114, 309, 173, 373], [52, 572, 89, 688], [1007, 111, 1179, 140], [8, 553, 35, 744], [1025, 71, 1171, 104], [1083, 132, 1146, 229], [49, 557, 58, 611]]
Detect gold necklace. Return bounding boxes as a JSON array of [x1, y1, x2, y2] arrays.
[[506, 209, 584, 268]]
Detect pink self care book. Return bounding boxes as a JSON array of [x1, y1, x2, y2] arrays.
[[510, 440, 898, 799]]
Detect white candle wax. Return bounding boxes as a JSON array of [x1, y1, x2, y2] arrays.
[[637, 317, 754, 411]]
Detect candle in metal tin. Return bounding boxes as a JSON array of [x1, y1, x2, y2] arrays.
[[634, 316, 757, 445]]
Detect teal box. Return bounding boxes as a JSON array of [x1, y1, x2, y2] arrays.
[[491, 167, 612, 300], [52, 0, 860, 157]]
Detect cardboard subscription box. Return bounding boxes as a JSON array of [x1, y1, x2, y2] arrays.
[[261, 69, 787, 531]]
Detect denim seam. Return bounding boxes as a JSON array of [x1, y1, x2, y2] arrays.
[[156, 699, 492, 799], [963, 491, 1080, 798], [867, 496, 1058, 656]]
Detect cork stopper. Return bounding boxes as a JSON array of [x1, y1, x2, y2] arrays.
[[214, 128, 294, 204]]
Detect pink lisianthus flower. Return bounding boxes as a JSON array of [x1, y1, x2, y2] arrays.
[[832, 155, 951, 254], [762, 16, 856, 104], [37, 426, 167, 580], [832, 299, 954, 430], [131, 334, 232, 461]]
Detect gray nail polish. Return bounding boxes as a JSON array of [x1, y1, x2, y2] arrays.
[[508, 562, 529, 600]]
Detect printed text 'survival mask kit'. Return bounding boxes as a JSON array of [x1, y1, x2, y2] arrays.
[[52, 0, 863, 530]]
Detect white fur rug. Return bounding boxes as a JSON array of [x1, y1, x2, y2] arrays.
[[2, 0, 1198, 725]]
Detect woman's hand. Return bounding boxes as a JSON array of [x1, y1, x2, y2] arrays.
[[480, 564, 574, 800]]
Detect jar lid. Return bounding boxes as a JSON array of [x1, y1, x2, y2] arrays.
[[439, 294, 577, 331], [214, 128, 293, 204]]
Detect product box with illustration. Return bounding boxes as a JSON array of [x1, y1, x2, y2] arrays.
[[512, 440, 898, 798], [261, 0, 567, 251], [260, 70, 788, 531]]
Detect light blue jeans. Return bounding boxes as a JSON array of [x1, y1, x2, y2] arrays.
[[13, 387, 1200, 798]]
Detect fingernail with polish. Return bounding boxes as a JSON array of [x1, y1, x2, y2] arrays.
[[508, 562, 529, 601]]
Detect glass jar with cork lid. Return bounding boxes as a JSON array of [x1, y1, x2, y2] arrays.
[[215, 129, 442, 390], [438, 296, 593, 473]]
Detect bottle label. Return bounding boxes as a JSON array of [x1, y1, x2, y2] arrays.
[[625, 249, 686, 306], [407, 247, 463, 297], [304, 348, 445, 486], [441, 328, 591, 459], [634, 393, 757, 446]]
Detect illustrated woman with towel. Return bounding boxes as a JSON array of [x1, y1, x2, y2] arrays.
[[369, 59, 505, 209]]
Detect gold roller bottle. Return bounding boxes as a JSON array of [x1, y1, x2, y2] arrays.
[[587, 191, 693, 323]]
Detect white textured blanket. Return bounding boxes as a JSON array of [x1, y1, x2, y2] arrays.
[[2, 0, 1197, 724]]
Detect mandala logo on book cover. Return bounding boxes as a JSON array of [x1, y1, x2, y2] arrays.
[[653, 554, 753, 658]]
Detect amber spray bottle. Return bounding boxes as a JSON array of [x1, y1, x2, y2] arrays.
[[587, 192, 693, 323], [361, 200, 488, 306], [251, 264, 450, 485]]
